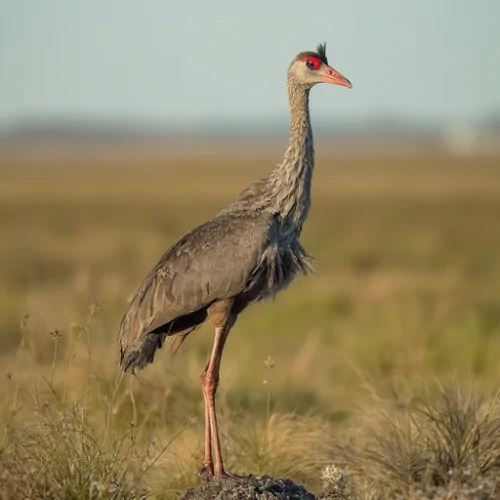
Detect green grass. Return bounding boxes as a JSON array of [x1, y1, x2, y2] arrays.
[[1, 148, 500, 498]]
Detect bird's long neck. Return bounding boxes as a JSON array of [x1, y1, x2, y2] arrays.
[[267, 78, 314, 231]]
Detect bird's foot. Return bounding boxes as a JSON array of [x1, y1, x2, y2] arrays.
[[199, 463, 246, 481], [214, 469, 246, 481]]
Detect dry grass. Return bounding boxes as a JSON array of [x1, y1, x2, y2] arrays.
[[1, 146, 500, 498], [1, 394, 144, 499], [328, 384, 500, 499]]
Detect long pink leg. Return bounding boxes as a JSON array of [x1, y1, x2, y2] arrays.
[[201, 323, 232, 477], [201, 361, 213, 475]]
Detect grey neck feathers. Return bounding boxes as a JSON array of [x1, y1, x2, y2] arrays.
[[266, 76, 314, 231], [227, 75, 315, 234]]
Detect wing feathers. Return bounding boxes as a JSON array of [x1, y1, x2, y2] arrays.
[[118, 212, 273, 370]]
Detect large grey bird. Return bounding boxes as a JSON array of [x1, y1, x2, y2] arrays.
[[119, 43, 352, 478]]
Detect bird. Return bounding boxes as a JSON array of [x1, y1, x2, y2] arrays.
[[118, 43, 352, 479]]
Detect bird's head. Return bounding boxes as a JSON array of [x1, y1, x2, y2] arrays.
[[288, 43, 352, 90]]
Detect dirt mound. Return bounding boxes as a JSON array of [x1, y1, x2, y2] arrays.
[[179, 465, 350, 500], [179, 475, 316, 500]]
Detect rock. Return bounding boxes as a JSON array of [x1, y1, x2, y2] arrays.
[[178, 475, 316, 500]]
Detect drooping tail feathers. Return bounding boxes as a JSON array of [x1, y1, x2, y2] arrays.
[[119, 332, 167, 373], [119, 328, 195, 373]]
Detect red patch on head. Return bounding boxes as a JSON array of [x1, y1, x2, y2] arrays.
[[302, 55, 322, 70]]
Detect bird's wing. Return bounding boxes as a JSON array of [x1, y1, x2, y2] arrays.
[[118, 211, 274, 364]]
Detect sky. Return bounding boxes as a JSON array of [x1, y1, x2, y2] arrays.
[[1, 0, 499, 131]]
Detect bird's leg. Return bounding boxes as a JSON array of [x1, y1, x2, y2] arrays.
[[200, 300, 237, 478], [204, 325, 230, 477], [201, 361, 213, 476]]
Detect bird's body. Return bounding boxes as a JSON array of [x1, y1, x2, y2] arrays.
[[118, 43, 351, 478], [119, 209, 310, 370]]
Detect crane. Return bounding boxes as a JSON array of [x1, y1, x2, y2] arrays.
[[118, 43, 352, 478]]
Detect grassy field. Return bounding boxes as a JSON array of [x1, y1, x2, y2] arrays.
[[1, 147, 500, 498]]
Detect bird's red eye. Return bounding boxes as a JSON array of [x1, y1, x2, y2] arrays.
[[303, 56, 321, 70]]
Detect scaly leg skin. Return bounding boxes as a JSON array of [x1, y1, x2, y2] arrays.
[[200, 300, 245, 480]]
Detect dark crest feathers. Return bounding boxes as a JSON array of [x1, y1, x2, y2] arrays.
[[316, 43, 328, 65]]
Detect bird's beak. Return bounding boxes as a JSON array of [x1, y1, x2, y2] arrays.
[[322, 65, 352, 88]]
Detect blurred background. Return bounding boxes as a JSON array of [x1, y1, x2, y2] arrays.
[[1, 1, 500, 496], [2, 0, 500, 151]]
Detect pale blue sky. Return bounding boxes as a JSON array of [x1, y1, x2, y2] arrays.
[[1, 0, 499, 129]]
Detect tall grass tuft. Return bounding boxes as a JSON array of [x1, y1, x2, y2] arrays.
[[0, 393, 143, 499], [329, 384, 500, 499]]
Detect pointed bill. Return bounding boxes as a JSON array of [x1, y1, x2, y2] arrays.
[[322, 65, 352, 88]]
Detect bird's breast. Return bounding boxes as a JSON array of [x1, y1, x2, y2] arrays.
[[242, 234, 312, 306]]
